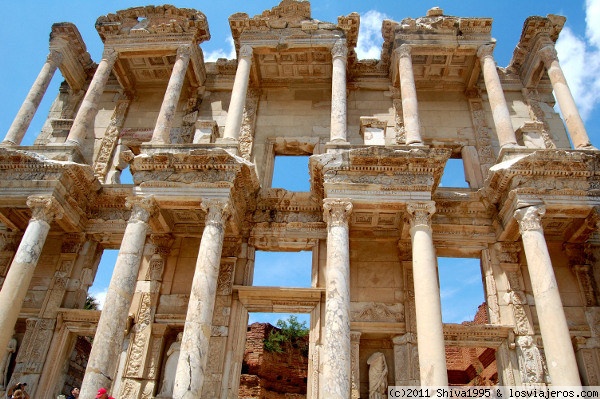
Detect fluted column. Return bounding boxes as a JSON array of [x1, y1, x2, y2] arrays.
[[330, 40, 348, 143], [173, 199, 230, 399], [223, 45, 253, 141], [0, 196, 63, 360], [514, 205, 581, 386], [397, 45, 423, 145], [66, 48, 118, 146], [2, 50, 63, 146], [478, 44, 518, 148], [150, 45, 192, 144], [538, 45, 593, 149], [79, 196, 157, 399], [406, 202, 448, 386], [321, 198, 352, 399]]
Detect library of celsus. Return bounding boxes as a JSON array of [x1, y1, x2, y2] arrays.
[[0, 1, 599, 398]]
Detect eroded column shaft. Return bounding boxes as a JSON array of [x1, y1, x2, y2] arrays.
[[539, 45, 592, 149], [478, 44, 518, 148], [330, 40, 348, 143], [173, 200, 229, 399], [3, 51, 62, 145], [223, 45, 253, 141], [398, 45, 422, 145], [150, 45, 192, 144], [321, 199, 352, 399], [79, 197, 156, 399], [67, 48, 118, 146], [407, 202, 448, 386], [515, 205, 581, 386]]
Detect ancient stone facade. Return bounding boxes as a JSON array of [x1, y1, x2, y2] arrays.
[[0, 1, 598, 398]]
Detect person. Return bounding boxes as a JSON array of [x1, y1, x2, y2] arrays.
[[66, 387, 79, 399], [7, 383, 29, 399], [95, 387, 114, 399], [10, 390, 23, 399]]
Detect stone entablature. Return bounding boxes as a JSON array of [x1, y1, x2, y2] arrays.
[[0, 1, 598, 398]]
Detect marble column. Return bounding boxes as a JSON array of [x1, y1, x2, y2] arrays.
[[0, 196, 63, 361], [2, 50, 63, 146], [321, 198, 352, 399], [538, 45, 593, 149], [150, 45, 192, 144], [514, 205, 582, 386], [406, 202, 448, 386], [79, 196, 157, 399], [223, 45, 253, 141], [397, 45, 423, 145], [173, 199, 230, 399], [330, 40, 348, 143], [477, 44, 518, 148], [66, 48, 118, 147], [350, 331, 361, 399]]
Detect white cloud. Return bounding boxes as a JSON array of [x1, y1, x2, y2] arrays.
[[90, 288, 108, 310], [555, 0, 600, 120], [356, 10, 389, 60], [204, 36, 237, 62]]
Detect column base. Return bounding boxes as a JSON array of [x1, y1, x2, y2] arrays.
[[325, 140, 351, 153]]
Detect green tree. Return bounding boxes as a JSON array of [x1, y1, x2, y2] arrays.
[[85, 294, 99, 310], [263, 315, 309, 356]]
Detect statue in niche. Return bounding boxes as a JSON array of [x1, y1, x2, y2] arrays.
[[0, 335, 16, 389], [158, 332, 182, 397], [367, 352, 388, 399]]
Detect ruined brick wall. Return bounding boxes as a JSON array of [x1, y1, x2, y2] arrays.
[[446, 304, 498, 385], [239, 323, 308, 399], [62, 336, 91, 395]]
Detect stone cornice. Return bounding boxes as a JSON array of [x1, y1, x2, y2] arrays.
[[95, 5, 210, 44], [309, 147, 451, 202], [483, 149, 600, 207]]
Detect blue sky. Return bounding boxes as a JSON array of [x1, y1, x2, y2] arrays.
[[1, 1, 599, 323]]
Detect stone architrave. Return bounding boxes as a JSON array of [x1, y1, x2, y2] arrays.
[[406, 202, 448, 386], [2, 50, 63, 146], [330, 40, 348, 143], [538, 45, 593, 149], [223, 45, 253, 141], [172, 199, 230, 399], [477, 44, 518, 148], [397, 45, 422, 145], [514, 205, 581, 386], [79, 196, 157, 399], [67, 48, 118, 146], [0, 196, 63, 357], [150, 45, 192, 144], [321, 198, 352, 399]]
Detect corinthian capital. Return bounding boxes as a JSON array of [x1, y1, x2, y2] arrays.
[[514, 205, 546, 233], [125, 196, 158, 223], [538, 45, 558, 67], [101, 47, 118, 64], [201, 199, 230, 227], [406, 201, 435, 228], [239, 45, 253, 59], [47, 50, 64, 67], [396, 44, 412, 59], [323, 198, 353, 227], [331, 40, 348, 60], [477, 44, 495, 60], [27, 195, 64, 224], [177, 44, 192, 59]]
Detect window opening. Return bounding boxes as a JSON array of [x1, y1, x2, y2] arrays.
[[440, 158, 469, 188], [253, 251, 312, 288], [272, 155, 310, 191]]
